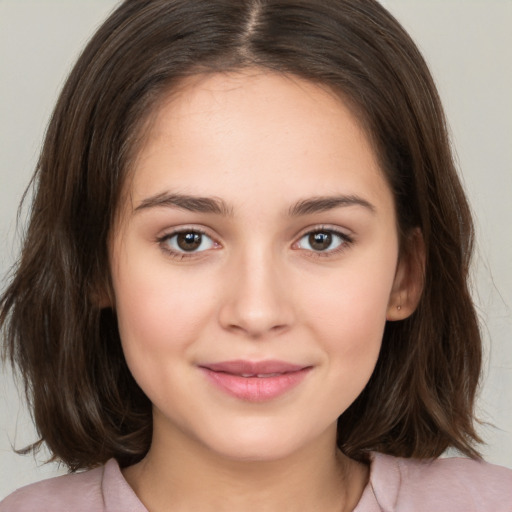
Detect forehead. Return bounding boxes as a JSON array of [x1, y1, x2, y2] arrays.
[[124, 69, 392, 216]]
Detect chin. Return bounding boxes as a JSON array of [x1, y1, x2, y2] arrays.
[[209, 437, 301, 463], [196, 418, 331, 463]]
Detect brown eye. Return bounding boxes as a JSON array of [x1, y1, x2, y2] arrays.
[[296, 229, 348, 253], [308, 232, 332, 251], [162, 230, 216, 253], [177, 232, 202, 251]]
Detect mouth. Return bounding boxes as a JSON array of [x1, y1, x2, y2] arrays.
[[199, 360, 312, 402]]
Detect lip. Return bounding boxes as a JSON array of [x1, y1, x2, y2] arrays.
[[199, 360, 312, 402]]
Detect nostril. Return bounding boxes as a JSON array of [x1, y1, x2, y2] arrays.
[[217, 266, 295, 337]]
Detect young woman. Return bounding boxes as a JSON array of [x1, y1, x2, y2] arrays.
[[1, 0, 511, 510]]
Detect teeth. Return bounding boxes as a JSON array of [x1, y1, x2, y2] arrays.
[[240, 373, 282, 379], [238, 373, 282, 378]]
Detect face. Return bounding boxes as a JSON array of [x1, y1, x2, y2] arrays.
[[110, 70, 410, 462]]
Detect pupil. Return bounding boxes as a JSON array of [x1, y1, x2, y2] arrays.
[[177, 232, 202, 251], [309, 232, 332, 251]]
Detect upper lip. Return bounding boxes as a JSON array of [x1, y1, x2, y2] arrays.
[[199, 360, 309, 376]]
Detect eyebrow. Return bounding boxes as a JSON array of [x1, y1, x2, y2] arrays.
[[134, 192, 375, 217], [288, 195, 376, 216], [134, 192, 233, 216]]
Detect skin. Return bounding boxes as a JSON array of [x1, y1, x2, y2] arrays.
[[110, 69, 422, 512]]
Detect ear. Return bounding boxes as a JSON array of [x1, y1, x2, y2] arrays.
[[386, 228, 425, 321], [89, 274, 115, 310]]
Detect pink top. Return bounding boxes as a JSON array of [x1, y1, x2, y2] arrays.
[[1, 452, 511, 511]]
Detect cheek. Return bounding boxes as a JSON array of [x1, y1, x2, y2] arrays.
[[112, 256, 217, 361], [303, 262, 395, 339], [300, 274, 392, 417], [112, 260, 221, 411], [298, 247, 398, 380]]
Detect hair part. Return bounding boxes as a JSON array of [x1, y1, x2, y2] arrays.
[[1, 0, 482, 470]]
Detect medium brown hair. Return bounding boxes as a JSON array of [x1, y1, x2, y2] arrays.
[[1, 0, 482, 470]]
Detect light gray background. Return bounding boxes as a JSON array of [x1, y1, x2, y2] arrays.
[[1, 0, 511, 499]]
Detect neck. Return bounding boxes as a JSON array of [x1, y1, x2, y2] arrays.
[[123, 423, 369, 512]]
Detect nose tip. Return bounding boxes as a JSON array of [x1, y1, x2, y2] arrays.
[[222, 309, 290, 338], [217, 260, 294, 339]]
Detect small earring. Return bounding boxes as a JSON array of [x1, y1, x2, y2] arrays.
[[397, 305, 402, 311]]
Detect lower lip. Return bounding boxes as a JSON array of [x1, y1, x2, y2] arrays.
[[200, 368, 311, 402]]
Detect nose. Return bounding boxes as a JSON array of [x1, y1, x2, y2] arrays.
[[218, 249, 295, 339]]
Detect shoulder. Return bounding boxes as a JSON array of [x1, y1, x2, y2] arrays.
[[0, 459, 145, 512], [370, 452, 512, 511], [0, 465, 105, 512]]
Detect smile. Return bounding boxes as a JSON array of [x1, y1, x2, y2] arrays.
[[199, 360, 312, 402]]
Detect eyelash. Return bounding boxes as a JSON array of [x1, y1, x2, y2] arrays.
[[293, 226, 354, 258], [156, 226, 354, 261], [157, 227, 219, 261]]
